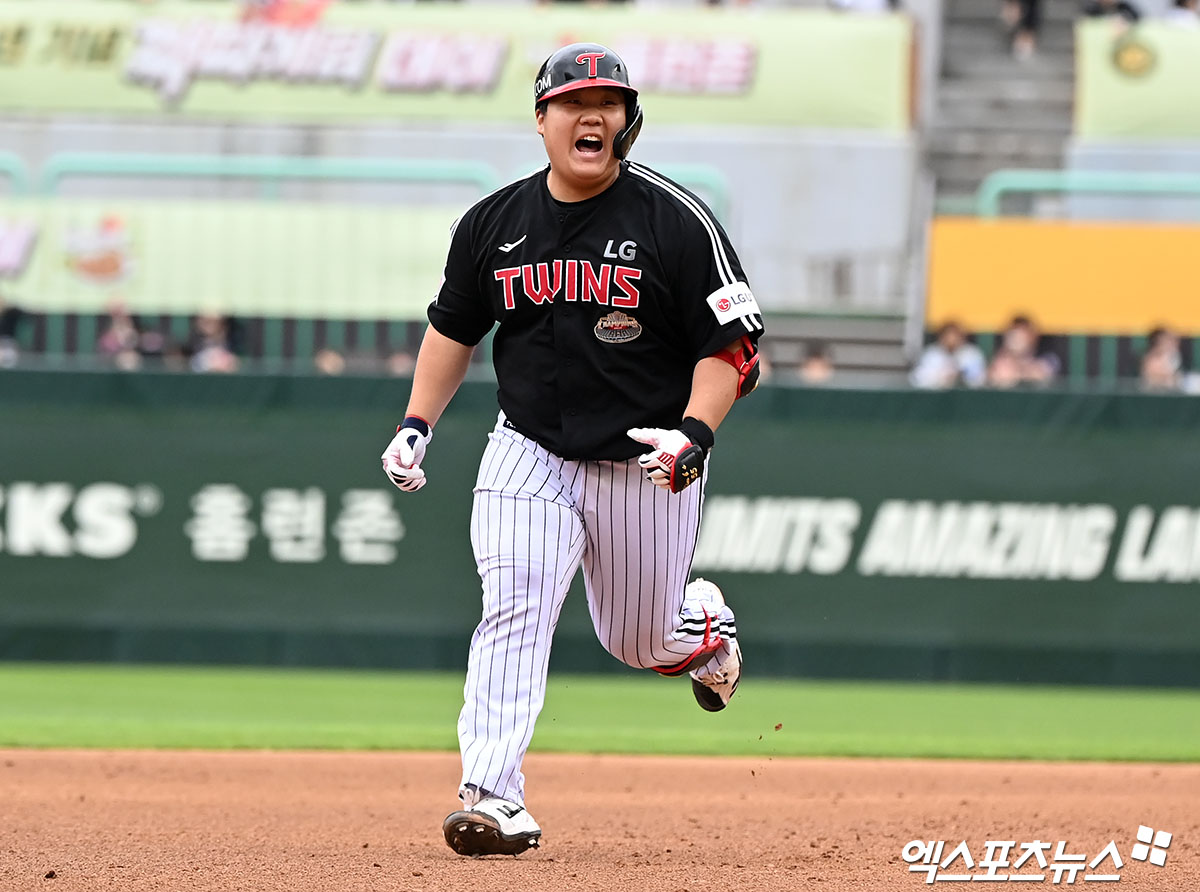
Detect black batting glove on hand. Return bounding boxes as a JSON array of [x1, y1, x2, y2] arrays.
[[627, 419, 712, 493], [381, 415, 432, 493]]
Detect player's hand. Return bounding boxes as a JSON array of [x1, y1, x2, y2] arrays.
[[381, 416, 432, 493], [627, 427, 705, 494]]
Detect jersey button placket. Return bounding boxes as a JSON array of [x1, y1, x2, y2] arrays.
[[554, 213, 578, 444]]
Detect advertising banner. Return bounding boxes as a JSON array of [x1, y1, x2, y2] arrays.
[[0, 2, 912, 130], [0, 198, 457, 319], [1076, 21, 1200, 140], [2, 375, 1199, 685], [927, 217, 1200, 335]]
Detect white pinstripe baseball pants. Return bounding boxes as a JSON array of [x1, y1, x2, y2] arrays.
[[457, 414, 737, 805]]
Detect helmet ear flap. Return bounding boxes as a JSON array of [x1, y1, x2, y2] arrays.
[[614, 100, 643, 160]]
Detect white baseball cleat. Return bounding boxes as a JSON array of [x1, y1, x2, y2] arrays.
[[686, 578, 742, 712], [442, 795, 542, 857]]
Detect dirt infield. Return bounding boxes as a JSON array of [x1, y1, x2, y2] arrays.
[[1, 750, 1196, 891]]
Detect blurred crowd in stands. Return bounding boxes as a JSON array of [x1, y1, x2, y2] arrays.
[[0, 295, 421, 379], [909, 313, 1200, 393], [94, 301, 243, 373], [2, 292, 1196, 395], [911, 314, 1058, 389], [1003, 0, 1198, 60]]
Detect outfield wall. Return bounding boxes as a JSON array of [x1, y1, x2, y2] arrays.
[[2, 371, 1199, 686]]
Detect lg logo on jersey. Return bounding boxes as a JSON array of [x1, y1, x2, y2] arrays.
[[717, 292, 752, 313], [603, 239, 637, 261]]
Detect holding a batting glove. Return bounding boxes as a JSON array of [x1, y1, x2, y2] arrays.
[[382, 415, 433, 493], [627, 417, 715, 494]]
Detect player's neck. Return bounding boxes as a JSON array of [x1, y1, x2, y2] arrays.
[[545, 164, 621, 204]]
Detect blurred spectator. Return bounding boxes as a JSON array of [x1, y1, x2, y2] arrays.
[[96, 300, 167, 372], [1140, 326, 1184, 391], [798, 340, 835, 385], [314, 347, 347, 376], [0, 293, 26, 369], [1001, 0, 1041, 59], [186, 312, 240, 374], [987, 314, 1060, 388], [1164, 0, 1199, 26], [386, 349, 416, 377], [911, 320, 986, 389], [1081, 0, 1142, 26]]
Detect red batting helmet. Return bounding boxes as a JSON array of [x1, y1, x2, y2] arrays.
[[534, 43, 643, 160]]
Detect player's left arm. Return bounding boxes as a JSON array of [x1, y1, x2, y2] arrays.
[[630, 197, 763, 492], [628, 339, 745, 493], [683, 340, 743, 432]]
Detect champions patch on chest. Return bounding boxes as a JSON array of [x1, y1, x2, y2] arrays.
[[594, 311, 642, 343]]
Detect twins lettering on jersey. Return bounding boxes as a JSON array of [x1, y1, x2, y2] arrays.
[[494, 260, 642, 310]]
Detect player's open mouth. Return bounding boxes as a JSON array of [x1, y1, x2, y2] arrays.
[[575, 136, 604, 155]]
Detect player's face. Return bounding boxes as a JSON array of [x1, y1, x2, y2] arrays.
[[537, 86, 627, 202]]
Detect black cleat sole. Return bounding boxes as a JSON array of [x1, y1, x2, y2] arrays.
[[692, 673, 740, 712], [442, 810, 541, 857]]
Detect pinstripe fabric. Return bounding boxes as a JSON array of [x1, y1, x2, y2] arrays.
[[458, 414, 736, 804]]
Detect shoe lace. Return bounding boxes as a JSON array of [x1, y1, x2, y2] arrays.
[[461, 784, 489, 809], [695, 646, 738, 688]]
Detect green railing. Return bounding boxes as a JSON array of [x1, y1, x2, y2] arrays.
[[36, 153, 503, 197], [975, 169, 1200, 218], [21, 153, 502, 363], [36, 153, 733, 218], [0, 152, 32, 195], [14, 152, 732, 364]]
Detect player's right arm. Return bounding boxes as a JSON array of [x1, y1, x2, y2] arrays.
[[383, 207, 494, 493], [404, 325, 475, 427], [381, 327, 474, 493]]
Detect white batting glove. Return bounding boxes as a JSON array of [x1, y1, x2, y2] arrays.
[[381, 416, 432, 493], [628, 427, 705, 493]]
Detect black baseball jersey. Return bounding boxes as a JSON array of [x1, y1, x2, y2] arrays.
[[428, 160, 764, 461]]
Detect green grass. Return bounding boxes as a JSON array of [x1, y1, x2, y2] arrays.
[[1, 663, 1198, 762]]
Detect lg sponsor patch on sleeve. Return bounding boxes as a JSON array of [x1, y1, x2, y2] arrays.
[[706, 283, 760, 325]]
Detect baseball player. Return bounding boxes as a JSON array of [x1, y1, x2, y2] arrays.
[[381, 42, 764, 858]]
